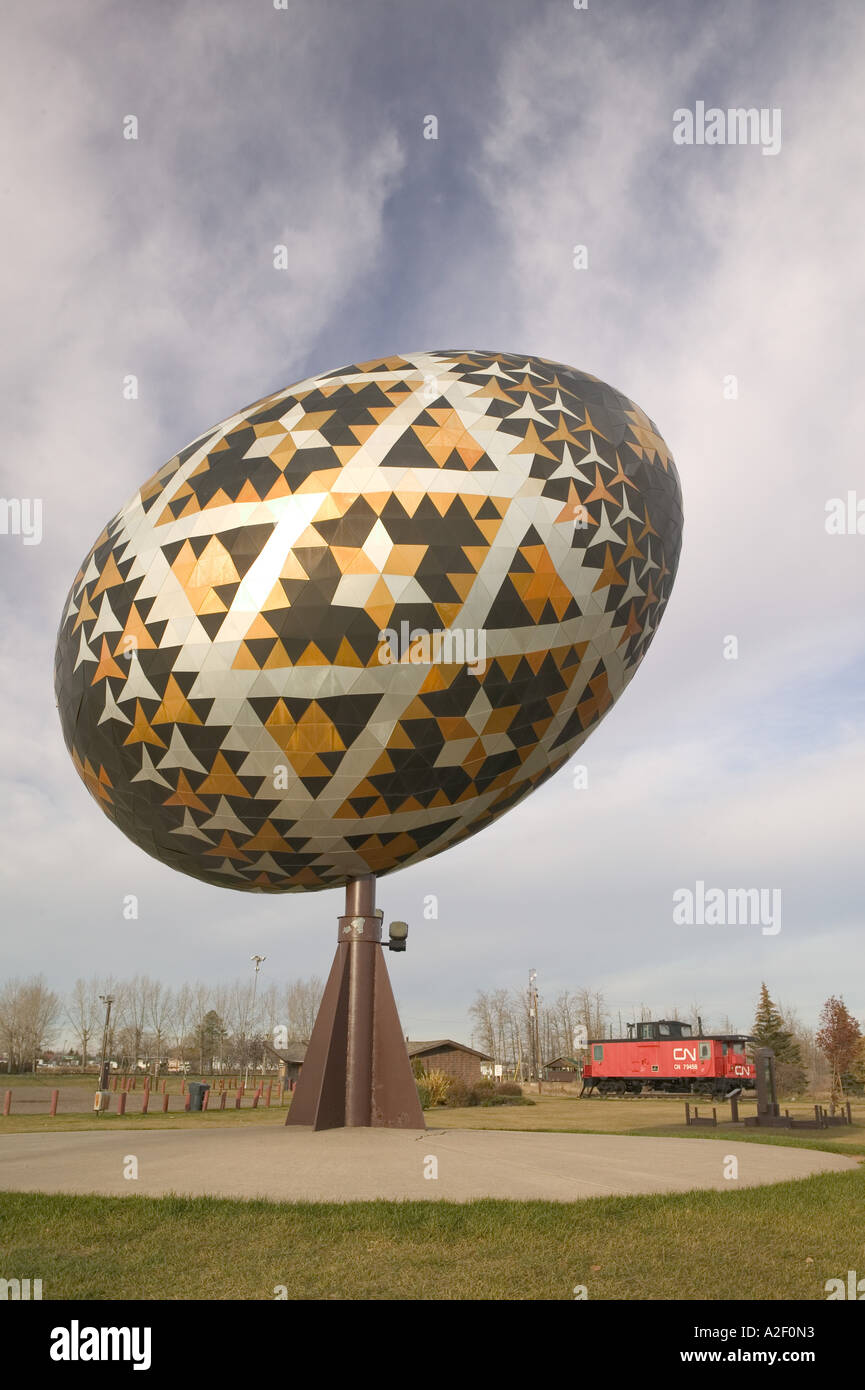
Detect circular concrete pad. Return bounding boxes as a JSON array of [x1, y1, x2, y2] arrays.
[[0, 1128, 857, 1202]]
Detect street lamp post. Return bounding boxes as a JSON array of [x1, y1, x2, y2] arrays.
[[245, 955, 266, 1087], [529, 970, 542, 1095], [96, 994, 114, 1104]]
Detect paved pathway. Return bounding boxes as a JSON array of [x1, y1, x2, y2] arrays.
[[0, 1128, 857, 1202]]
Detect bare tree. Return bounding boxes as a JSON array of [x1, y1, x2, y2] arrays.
[[259, 982, 281, 1049], [146, 980, 175, 1075], [284, 977, 323, 1040], [211, 985, 229, 1070], [0, 979, 26, 1071], [0, 977, 61, 1072], [229, 978, 255, 1058], [65, 977, 100, 1068], [122, 976, 151, 1069], [172, 983, 194, 1065], [469, 991, 495, 1058], [575, 988, 607, 1041]]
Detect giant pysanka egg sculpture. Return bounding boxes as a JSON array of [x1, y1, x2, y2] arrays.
[[55, 350, 683, 893]]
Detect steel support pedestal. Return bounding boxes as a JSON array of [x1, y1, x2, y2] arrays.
[[285, 874, 425, 1130]]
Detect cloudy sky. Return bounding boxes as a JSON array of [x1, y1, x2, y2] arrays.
[[1, 0, 863, 1044]]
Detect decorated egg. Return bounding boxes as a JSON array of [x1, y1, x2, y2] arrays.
[[54, 350, 683, 892]]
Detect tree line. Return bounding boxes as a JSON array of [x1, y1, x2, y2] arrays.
[[0, 974, 324, 1074], [3, 972, 862, 1097]]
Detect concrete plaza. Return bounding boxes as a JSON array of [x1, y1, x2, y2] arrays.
[[0, 1127, 857, 1202]]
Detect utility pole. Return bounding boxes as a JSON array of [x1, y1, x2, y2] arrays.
[[245, 955, 266, 1087], [96, 994, 114, 1106], [529, 969, 542, 1095]]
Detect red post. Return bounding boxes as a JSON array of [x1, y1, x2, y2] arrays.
[[219, 1091, 226, 1111], [185, 1093, 191, 1111], [111, 1075, 118, 1092], [118, 1092, 127, 1115], [239, 1083, 245, 1098], [161, 1079, 166, 1094], [162, 1092, 169, 1113], [202, 1088, 209, 1111], [252, 1086, 261, 1109], [235, 1088, 242, 1109], [266, 1081, 273, 1108], [4, 1090, 12, 1116], [50, 1089, 59, 1117], [141, 1088, 149, 1115]]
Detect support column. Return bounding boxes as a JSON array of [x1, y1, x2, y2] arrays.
[[286, 874, 425, 1131], [345, 875, 375, 1127]]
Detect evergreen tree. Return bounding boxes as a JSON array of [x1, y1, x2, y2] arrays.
[[197, 1010, 226, 1072], [751, 983, 802, 1064]]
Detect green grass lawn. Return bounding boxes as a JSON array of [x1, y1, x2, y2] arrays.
[[3, 1092, 863, 1300], [1, 1174, 863, 1300], [424, 1094, 865, 1155]]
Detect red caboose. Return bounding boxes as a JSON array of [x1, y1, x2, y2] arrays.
[[580, 1019, 755, 1096]]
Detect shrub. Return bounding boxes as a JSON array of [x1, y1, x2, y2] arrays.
[[479, 1094, 536, 1107], [415, 1080, 432, 1110], [420, 1069, 453, 1107], [494, 1081, 522, 1096], [443, 1078, 476, 1107]]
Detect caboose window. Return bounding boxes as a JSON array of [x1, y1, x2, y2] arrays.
[[659, 1024, 670, 1036], [699, 1042, 711, 1059], [593, 1045, 604, 1061]]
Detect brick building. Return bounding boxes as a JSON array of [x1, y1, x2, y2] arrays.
[[544, 1055, 584, 1083], [407, 1039, 491, 1085], [264, 1042, 307, 1084], [265, 1037, 491, 1087]]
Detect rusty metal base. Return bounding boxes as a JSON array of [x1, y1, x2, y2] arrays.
[[286, 875, 425, 1131]]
